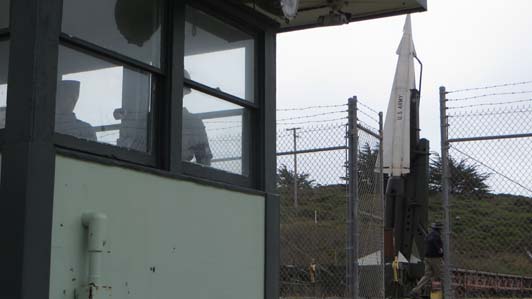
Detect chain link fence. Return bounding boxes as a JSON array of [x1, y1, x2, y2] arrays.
[[352, 100, 385, 299], [440, 84, 532, 298], [277, 98, 384, 299]]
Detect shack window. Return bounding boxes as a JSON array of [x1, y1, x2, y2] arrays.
[[57, 0, 163, 161], [185, 6, 255, 102], [56, 46, 153, 152], [0, 40, 9, 129], [0, 0, 8, 30], [62, 0, 161, 67], [183, 6, 257, 177]]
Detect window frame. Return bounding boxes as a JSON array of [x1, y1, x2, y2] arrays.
[[47, 0, 270, 190], [54, 0, 170, 168], [180, 2, 262, 188], [0, 26, 10, 145], [0, 0, 9, 33]]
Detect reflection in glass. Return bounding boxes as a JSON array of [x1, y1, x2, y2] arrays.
[[185, 6, 255, 101], [183, 89, 250, 176], [0, 40, 9, 129], [57, 46, 153, 152], [62, 0, 161, 67], [0, 0, 8, 29]]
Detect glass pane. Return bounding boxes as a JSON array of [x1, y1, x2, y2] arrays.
[[57, 46, 153, 152], [62, 0, 161, 67], [0, 40, 9, 129], [185, 6, 255, 102], [0, 0, 8, 29], [183, 88, 250, 176]]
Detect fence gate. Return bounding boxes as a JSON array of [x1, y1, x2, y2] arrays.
[[439, 84, 532, 298], [277, 97, 384, 299]]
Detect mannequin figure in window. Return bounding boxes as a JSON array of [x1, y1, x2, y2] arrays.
[[55, 80, 97, 141], [182, 70, 213, 166]]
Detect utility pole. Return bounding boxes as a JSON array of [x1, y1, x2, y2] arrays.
[[286, 127, 300, 209]]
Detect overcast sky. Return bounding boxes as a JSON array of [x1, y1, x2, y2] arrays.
[[277, 0, 532, 153]]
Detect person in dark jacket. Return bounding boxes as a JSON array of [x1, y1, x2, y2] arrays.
[[409, 222, 444, 298]]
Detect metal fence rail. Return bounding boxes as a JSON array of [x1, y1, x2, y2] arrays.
[[440, 84, 532, 299]]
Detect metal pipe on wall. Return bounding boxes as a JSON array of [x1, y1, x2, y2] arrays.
[[82, 212, 108, 288]]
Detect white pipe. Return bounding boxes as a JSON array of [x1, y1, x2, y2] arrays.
[[82, 212, 108, 286]]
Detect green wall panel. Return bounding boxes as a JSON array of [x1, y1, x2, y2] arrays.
[[51, 156, 265, 299]]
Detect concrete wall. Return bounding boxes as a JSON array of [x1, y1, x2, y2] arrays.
[[51, 156, 265, 299]]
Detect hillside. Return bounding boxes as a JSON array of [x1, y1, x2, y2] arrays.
[[428, 193, 532, 276], [280, 184, 532, 276]]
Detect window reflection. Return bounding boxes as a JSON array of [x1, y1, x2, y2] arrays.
[[62, 0, 161, 67], [0, 40, 9, 129], [56, 80, 97, 141], [183, 89, 250, 176], [0, 0, 8, 29], [57, 46, 153, 152], [185, 6, 255, 101]]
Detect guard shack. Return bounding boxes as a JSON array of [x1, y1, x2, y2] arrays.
[[0, 1, 426, 298]]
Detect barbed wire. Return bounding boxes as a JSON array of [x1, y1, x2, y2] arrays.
[[203, 119, 242, 124], [357, 100, 380, 114], [452, 147, 532, 194], [277, 110, 347, 122], [446, 80, 532, 94], [277, 117, 348, 126], [447, 98, 532, 110], [448, 90, 532, 101], [207, 125, 243, 132], [357, 108, 380, 123], [209, 137, 242, 143], [278, 124, 346, 138], [358, 120, 380, 135], [297, 124, 347, 134], [276, 103, 347, 111], [449, 107, 532, 118]]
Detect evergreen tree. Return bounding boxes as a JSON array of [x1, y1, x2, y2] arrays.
[[429, 153, 490, 195]]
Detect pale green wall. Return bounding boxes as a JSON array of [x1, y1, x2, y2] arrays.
[[51, 156, 265, 299]]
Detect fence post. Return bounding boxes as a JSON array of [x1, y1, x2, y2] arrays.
[[347, 97, 359, 299], [439, 86, 453, 299], [378, 111, 385, 298]]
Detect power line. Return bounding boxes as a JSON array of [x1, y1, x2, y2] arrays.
[[448, 90, 532, 101], [446, 80, 532, 94], [277, 104, 347, 111]]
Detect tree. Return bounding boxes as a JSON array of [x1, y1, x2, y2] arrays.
[[357, 143, 380, 192], [277, 164, 317, 208], [429, 153, 490, 195], [277, 164, 316, 190]]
